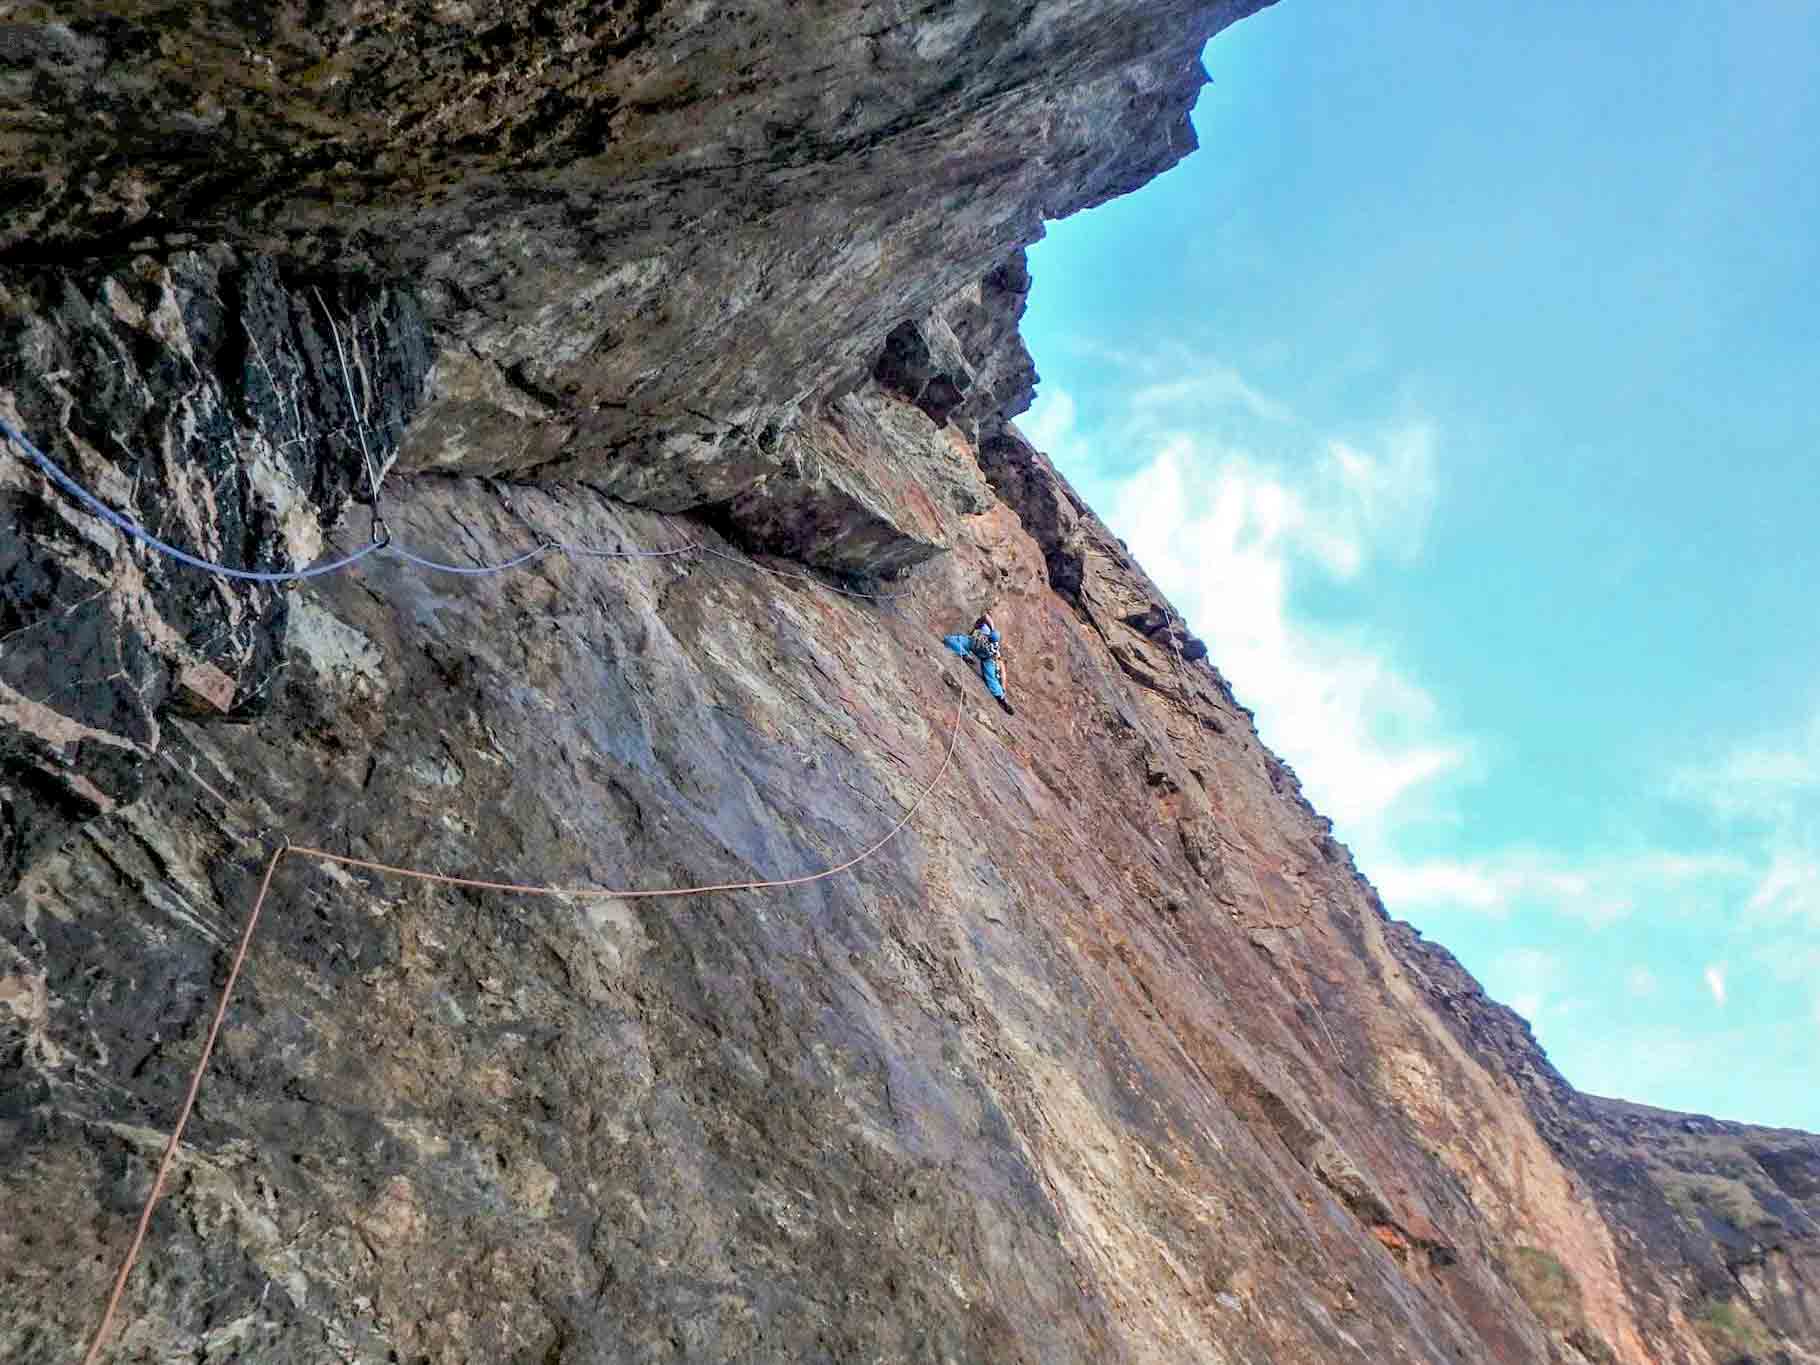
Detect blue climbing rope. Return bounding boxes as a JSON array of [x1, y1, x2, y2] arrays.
[[383, 542, 556, 576], [2, 417, 384, 583], [4, 415, 917, 601]]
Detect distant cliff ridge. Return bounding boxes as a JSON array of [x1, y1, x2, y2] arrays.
[[3, 3, 1815, 1362]]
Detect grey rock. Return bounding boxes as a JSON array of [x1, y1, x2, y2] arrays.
[[3, 0, 1263, 487], [1, 250, 430, 890]]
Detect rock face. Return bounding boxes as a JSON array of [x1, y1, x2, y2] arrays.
[[4, 3, 1818, 1363], [1398, 928, 1820, 1364], [4, 0, 1244, 522]]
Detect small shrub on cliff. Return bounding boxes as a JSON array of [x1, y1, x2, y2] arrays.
[[1692, 1297, 1773, 1362], [1661, 1171, 1775, 1232], [1503, 1252, 1618, 1364]]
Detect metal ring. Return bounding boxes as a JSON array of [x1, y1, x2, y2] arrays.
[[369, 515, 392, 548]]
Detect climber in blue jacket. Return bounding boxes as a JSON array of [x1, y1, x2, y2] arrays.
[[944, 613, 1015, 715]]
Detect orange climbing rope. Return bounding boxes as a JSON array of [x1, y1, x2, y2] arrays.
[[79, 848, 287, 1365], [80, 690, 965, 1364]]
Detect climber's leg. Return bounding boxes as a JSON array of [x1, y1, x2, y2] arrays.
[[982, 657, 1006, 700]]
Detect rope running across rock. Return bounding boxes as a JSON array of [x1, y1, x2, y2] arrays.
[[78, 689, 966, 1364], [2, 416, 917, 600], [12, 396, 940, 1360]]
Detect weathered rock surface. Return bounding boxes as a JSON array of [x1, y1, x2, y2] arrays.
[[1395, 927, 1820, 1363], [4, 2, 1818, 1364], [3, 0, 1250, 509], [1, 249, 430, 889]]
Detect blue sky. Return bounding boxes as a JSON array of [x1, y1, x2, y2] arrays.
[[1019, 0, 1820, 1132]]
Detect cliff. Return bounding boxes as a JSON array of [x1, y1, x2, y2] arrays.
[[3, 3, 1816, 1362]]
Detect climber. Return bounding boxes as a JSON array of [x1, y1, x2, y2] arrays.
[[944, 613, 1015, 716]]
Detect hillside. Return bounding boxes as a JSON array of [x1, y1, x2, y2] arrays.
[[3, 2, 1816, 1361]]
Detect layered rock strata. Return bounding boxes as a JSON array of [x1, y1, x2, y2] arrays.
[[3, 3, 1816, 1363], [4, 0, 1256, 514]]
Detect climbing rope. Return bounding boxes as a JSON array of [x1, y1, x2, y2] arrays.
[[10, 380, 927, 1358], [1, 417, 918, 601], [381, 540, 557, 576], [3, 417, 388, 583], [557, 538, 702, 562], [79, 689, 966, 1364], [0, 418, 677, 582], [79, 848, 287, 1365]]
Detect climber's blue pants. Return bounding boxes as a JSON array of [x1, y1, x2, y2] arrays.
[[944, 634, 1006, 700]]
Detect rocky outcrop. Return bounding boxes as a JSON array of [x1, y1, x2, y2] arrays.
[[4, 0, 1250, 491], [1, 250, 430, 890], [4, 3, 1818, 1364], [5, 0, 1261, 584], [1392, 925, 1820, 1363], [875, 252, 1039, 443], [0, 460, 1574, 1365]]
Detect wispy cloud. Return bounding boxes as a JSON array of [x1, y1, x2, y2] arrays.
[[1755, 941, 1820, 985], [1027, 366, 1814, 939], [1674, 705, 1820, 1029], [1372, 848, 1747, 925], [1023, 357, 1815, 1129], [1746, 850, 1820, 926], [1494, 946, 1565, 1024], [1020, 385, 1083, 467], [1372, 860, 1507, 912], [1127, 367, 1295, 427], [1704, 963, 1728, 1008], [1670, 705, 1820, 827]]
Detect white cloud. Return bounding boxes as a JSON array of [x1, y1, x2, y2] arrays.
[[1059, 336, 1294, 419], [1020, 385, 1084, 467], [1095, 428, 1463, 844], [1030, 361, 1751, 926], [1023, 357, 1809, 1078], [1373, 860, 1505, 911], [1567, 1021, 1762, 1117], [1324, 431, 1438, 566], [1755, 942, 1820, 985], [1492, 947, 1563, 1024], [1128, 365, 1294, 426], [1374, 856, 1570, 918], [1674, 708, 1820, 1035], [1746, 851, 1820, 925], [1754, 941, 1820, 1048], [1370, 848, 1742, 925], [1635, 850, 1754, 883], [1671, 704, 1820, 826], [1704, 963, 1728, 1008]]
